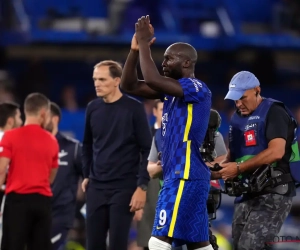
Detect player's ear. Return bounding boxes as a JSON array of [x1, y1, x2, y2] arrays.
[[182, 59, 191, 68], [53, 116, 59, 125], [254, 87, 261, 96], [153, 106, 157, 117], [6, 117, 14, 128], [40, 107, 48, 120], [114, 77, 121, 87], [39, 108, 45, 117]]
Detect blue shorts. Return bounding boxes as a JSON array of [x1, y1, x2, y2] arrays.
[[152, 179, 210, 243]]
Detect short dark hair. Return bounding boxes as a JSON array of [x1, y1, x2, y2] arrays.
[[94, 60, 123, 78], [154, 99, 163, 109], [0, 102, 20, 127], [50, 102, 62, 122], [24, 93, 50, 115]]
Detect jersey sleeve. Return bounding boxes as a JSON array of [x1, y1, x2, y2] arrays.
[[178, 78, 209, 103], [0, 132, 12, 159], [52, 138, 59, 169]]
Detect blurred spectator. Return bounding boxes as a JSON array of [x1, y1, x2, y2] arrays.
[[0, 89, 15, 103], [272, 0, 300, 33], [143, 99, 156, 126], [60, 86, 79, 112], [106, 0, 134, 34], [0, 70, 16, 103]]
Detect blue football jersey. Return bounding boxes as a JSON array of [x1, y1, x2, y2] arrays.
[[161, 78, 212, 181]]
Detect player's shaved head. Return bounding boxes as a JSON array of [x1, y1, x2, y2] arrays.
[[162, 42, 197, 79], [166, 42, 198, 64]]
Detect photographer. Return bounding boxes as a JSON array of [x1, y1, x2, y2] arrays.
[[147, 109, 227, 250], [218, 71, 299, 250]]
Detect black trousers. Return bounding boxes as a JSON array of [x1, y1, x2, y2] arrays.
[[1, 192, 52, 250], [86, 186, 135, 250]]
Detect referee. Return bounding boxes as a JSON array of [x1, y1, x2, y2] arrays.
[[0, 93, 59, 250]]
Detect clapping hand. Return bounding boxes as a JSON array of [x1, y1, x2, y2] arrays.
[[135, 15, 155, 44]]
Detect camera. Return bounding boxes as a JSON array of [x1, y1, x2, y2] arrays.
[[200, 109, 221, 163], [224, 164, 274, 197], [199, 109, 222, 221], [201, 109, 222, 250]]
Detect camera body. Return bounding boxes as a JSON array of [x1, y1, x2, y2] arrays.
[[200, 109, 221, 163], [201, 129, 221, 220], [200, 127, 216, 163], [224, 164, 272, 197], [200, 109, 222, 221]]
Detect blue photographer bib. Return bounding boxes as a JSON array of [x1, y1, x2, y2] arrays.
[[229, 98, 300, 186]]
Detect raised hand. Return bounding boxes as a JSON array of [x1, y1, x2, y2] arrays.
[[131, 31, 156, 51], [135, 15, 155, 43], [131, 33, 139, 51]]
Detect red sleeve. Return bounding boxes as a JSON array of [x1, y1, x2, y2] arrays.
[[0, 132, 12, 159], [52, 139, 59, 169]]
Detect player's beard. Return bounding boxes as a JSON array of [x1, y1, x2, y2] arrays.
[[167, 66, 182, 80], [44, 120, 54, 133]]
